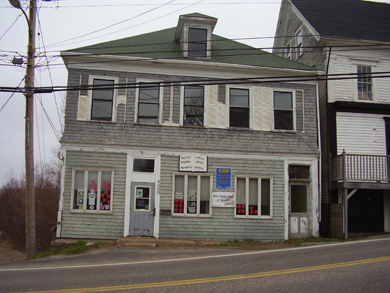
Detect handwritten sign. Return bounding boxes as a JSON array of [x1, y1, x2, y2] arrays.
[[212, 192, 235, 208], [179, 155, 207, 172]]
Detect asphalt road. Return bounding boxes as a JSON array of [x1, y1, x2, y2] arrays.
[[1, 237, 390, 293]]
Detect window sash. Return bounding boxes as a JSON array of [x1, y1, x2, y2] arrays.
[[274, 91, 294, 130], [173, 174, 212, 216], [188, 28, 207, 57], [357, 66, 373, 101], [235, 177, 272, 217], [184, 86, 204, 126], [91, 79, 114, 121], [229, 88, 250, 128], [72, 170, 113, 212], [138, 83, 160, 123]]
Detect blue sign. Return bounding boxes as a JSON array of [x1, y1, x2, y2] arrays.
[[216, 168, 231, 189]]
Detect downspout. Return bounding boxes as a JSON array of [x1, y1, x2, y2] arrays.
[[325, 42, 332, 238]]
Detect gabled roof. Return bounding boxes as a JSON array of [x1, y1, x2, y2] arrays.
[[65, 15, 315, 72], [290, 0, 390, 43]]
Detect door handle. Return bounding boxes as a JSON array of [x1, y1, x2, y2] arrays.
[[151, 208, 156, 216]]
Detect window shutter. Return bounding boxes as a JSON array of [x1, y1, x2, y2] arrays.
[[77, 95, 89, 121], [262, 87, 272, 131], [208, 85, 218, 127], [253, 87, 262, 130]]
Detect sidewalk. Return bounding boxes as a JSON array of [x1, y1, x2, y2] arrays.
[[52, 237, 222, 248]]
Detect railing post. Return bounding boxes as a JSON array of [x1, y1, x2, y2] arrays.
[[342, 150, 346, 188]]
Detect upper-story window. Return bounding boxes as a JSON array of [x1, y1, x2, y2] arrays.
[[229, 88, 250, 128], [296, 28, 303, 59], [137, 82, 161, 123], [183, 86, 204, 126], [274, 91, 294, 131], [286, 43, 292, 59], [357, 65, 373, 101], [188, 28, 207, 57]]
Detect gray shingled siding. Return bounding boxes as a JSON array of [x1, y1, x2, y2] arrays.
[[282, 10, 329, 204], [158, 155, 286, 241], [62, 69, 319, 157], [60, 151, 127, 239]]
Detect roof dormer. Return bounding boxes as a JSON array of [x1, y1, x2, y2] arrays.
[[174, 13, 217, 59]]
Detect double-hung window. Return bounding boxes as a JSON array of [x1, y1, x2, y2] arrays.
[[137, 82, 160, 123], [229, 88, 250, 128], [173, 174, 212, 216], [188, 28, 207, 57], [91, 78, 115, 121], [72, 170, 113, 212], [296, 29, 303, 59], [357, 65, 373, 101], [274, 91, 294, 130], [235, 177, 272, 217], [183, 86, 204, 126]]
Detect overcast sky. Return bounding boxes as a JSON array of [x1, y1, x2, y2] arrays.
[[0, 0, 389, 187]]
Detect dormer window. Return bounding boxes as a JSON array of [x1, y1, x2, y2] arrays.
[[174, 13, 217, 59], [188, 28, 207, 57]]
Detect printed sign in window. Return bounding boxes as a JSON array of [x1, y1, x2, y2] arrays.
[[216, 168, 231, 189]]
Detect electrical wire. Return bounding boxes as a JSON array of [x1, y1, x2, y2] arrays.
[[36, 10, 64, 133], [0, 13, 23, 41], [0, 77, 25, 112], [46, 0, 176, 48], [46, 0, 206, 49]]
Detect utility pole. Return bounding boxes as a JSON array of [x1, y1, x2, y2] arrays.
[[8, 0, 37, 259], [25, 0, 37, 259]]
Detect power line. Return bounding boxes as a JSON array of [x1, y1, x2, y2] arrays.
[[46, 0, 176, 48], [0, 77, 25, 112], [2, 71, 389, 94]]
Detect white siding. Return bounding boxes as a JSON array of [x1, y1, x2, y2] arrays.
[[336, 112, 387, 155], [333, 54, 355, 102]]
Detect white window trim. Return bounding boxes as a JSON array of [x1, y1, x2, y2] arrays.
[[234, 176, 273, 219], [134, 78, 163, 124], [70, 168, 114, 214], [225, 85, 254, 129], [87, 75, 119, 122], [272, 89, 296, 132], [182, 24, 213, 59], [352, 63, 377, 103], [172, 173, 213, 217]]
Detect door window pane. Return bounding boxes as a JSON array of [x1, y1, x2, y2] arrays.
[[291, 185, 307, 213], [135, 186, 150, 211]]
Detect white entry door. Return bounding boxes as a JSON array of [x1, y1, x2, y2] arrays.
[[289, 183, 310, 238]]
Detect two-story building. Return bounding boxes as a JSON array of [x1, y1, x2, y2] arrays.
[[273, 0, 390, 238], [57, 13, 321, 242]]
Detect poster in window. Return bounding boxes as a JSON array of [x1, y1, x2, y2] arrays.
[[136, 188, 143, 198], [77, 190, 84, 206], [187, 201, 196, 214]]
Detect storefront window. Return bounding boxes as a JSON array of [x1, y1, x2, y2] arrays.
[[173, 174, 212, 216], [72, 169, 113, 212], [235, 177, 272, 217]]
